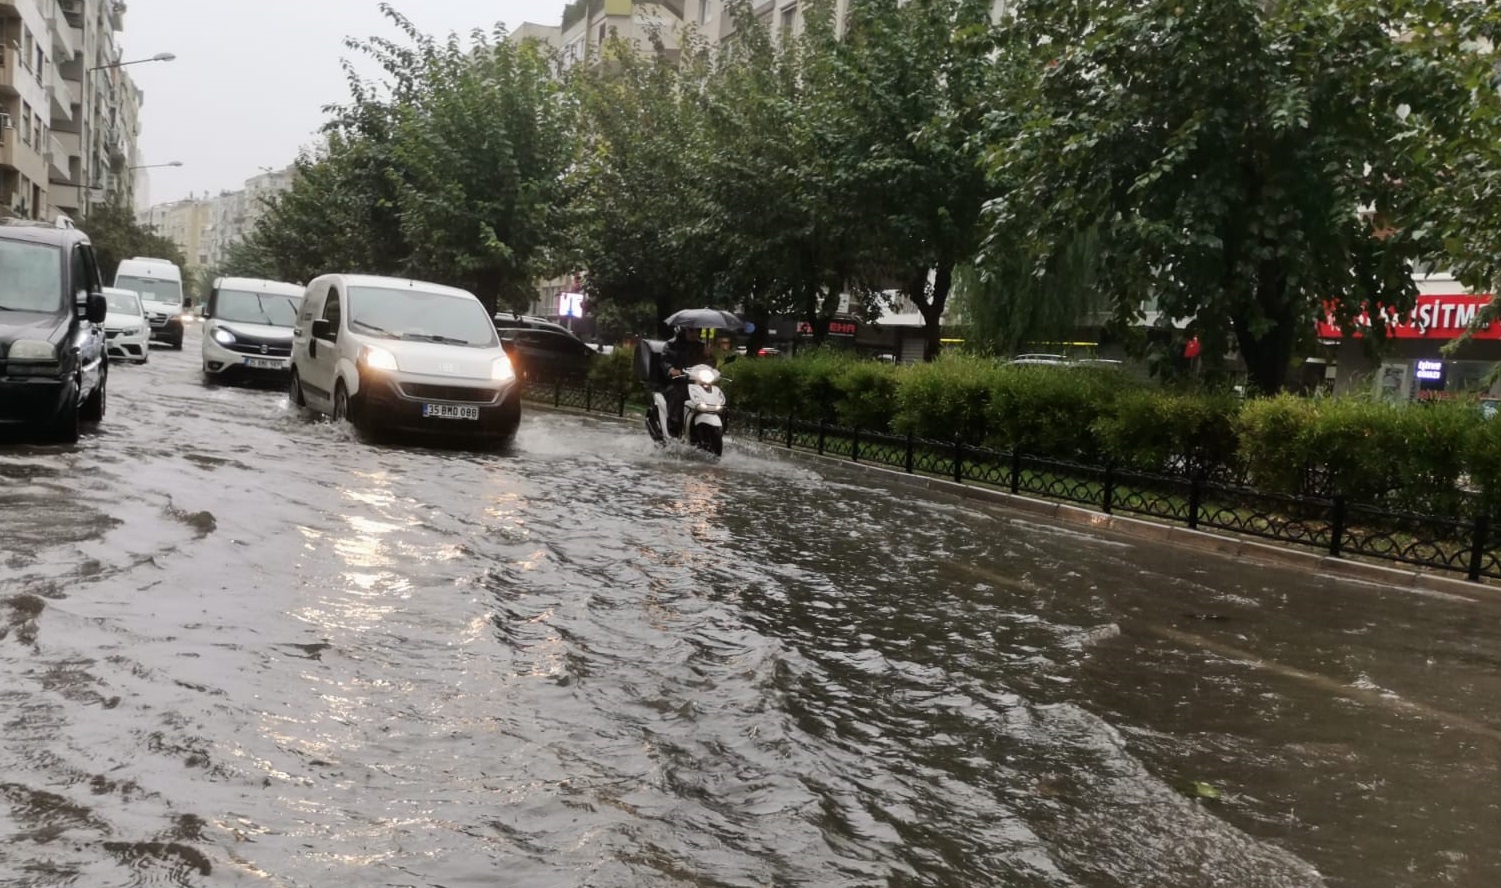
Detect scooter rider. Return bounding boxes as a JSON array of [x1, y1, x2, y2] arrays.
[[659, 327, 710, 436]]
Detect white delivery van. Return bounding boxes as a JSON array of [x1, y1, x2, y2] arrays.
[[114, 256, 186, 349], [200, 276, 304, 381], [288, 274, 521, 445]]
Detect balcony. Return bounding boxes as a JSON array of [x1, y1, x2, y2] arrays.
[[0, 43, 15, 96], [47, 76, 73, 124], [59, 0, 85, 30], [0, 125, 46, 185], [49, 14, 78, 64], [46, 132, 66, 180], [107, 0, 125, 32]]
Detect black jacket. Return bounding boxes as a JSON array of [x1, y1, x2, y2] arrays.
[[660, 335, 709, 379]]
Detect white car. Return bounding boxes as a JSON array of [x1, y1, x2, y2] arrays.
[[288, 274, 521, 445], [201, 276, 304, 381], [102, 286, 149, 364]]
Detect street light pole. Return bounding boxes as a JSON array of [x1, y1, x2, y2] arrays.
[[79, 52, 174, 218]]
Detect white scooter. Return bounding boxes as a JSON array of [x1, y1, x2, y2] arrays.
[[647, 363, 727, 456]]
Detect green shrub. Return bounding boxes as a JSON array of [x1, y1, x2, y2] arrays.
[[1094, 390, 1241, 475], [892, 355, 1002, 444], [1465, 410, 1501, 512], [1235, 394, 1319, 494], [834, 361, 901, 431], [988, 365, 1136, 460], [586, 347, 641, 396], [719, 355, 807, 418]]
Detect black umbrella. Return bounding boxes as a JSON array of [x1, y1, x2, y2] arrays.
[[664, 307, 743, 330]]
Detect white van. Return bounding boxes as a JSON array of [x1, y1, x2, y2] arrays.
[[288, 274, 521, 444], [200, 276, 304, 381], [114, 256, 185, 349]]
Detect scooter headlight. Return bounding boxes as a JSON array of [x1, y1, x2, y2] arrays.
[[694, 367, 716, 385]]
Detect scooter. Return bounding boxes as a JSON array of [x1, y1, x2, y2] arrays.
[[634, 339, 729, 456], [646, 363, 727, 456]]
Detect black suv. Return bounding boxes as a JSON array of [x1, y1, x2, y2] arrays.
[[0, 219, 109, 442], [492, 313, 596, 383]]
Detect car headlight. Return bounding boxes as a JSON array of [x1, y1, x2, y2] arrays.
[[361, 346, 399, 371], [492, 355, 515, 382], [124, 327, 143, 336], [8, 340, 57, 361], [212, 328, 236, 345]]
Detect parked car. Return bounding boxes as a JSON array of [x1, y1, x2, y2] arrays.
[[288, 274, 520, 445], [102, 286, 149, 364], [200, 276, 304, 382], [0, 218, 109, 442], [492, 313, 595, 383]]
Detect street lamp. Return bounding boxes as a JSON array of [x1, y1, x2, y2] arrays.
[[77, 52, 176, 217], [129, 162, 184, 170]]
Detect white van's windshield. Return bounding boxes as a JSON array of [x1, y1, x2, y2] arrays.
[[0, 241, 63, 313], [216, 289, 301, 328], [347, 286, 499, 347], [116, 275, 182, 307]]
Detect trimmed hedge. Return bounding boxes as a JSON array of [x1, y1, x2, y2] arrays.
[[588, 349, 1501, 516]]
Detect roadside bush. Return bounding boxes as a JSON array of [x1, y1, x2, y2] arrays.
[[586, 347, 641, 396], [1384, 399, 1479, 515], [834, 360, 901, 431], [1094, 389, 1241, 476], [988, 365, 1136, 460], [1465, 412, 1501, 512], [720, 354, 807, 418], [892, 355, 1001, 444], [1235, 394, 1319, 494]]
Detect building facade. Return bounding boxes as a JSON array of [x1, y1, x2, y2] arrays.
[[142, 164, 296, 272], [0, 0, 142, 222]]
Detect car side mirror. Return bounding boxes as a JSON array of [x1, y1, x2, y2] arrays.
[[85, 292, 107, 324], [312, 318, 333, 341]]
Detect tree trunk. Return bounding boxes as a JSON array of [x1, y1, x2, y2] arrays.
[[1234, 273, 1298, 395], [917, 263, 953, 362]]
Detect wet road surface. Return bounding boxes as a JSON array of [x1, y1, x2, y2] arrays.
[[2, 327, 1500, 887]]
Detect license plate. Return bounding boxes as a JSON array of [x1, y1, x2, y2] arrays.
[[246, 358, 284, 369], [423, 403, 479, 420]]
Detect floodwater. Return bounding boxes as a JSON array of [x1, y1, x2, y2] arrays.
[[2, 327, 1498, 887]]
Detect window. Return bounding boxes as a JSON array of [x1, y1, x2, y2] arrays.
[[70, 247, 90, 299], [320, 286, 342, 334], [780, 3, 797, 40], [20, 102, 30, 146], [0, 240, 62, 311], [34, 44, 42, 75]]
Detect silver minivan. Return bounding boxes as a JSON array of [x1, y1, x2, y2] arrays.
[[288, 274, 521, 444]]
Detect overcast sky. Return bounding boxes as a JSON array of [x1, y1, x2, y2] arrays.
[[126, 0, 563, 206]]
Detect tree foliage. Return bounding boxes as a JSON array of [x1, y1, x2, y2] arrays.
[[988, 0, 1501, 393], [80, 198, 186, 283]]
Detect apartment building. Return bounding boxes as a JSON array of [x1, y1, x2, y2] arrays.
[[0, 0, 143, 222], [142, 164, 297, 271]]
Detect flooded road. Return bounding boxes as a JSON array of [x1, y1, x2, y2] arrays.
[[2, 327, 1499, 887]]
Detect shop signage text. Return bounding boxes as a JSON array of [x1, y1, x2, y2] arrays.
[[1317, 294, 1498, 341]]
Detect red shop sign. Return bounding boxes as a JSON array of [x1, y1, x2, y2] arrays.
[[1316, 294, 1499, 341]]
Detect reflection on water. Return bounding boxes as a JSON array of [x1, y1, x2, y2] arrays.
[[1, 338, 1499, 886]]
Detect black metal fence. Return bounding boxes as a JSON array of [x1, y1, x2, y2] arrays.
[[519, 378, 1500, 583]]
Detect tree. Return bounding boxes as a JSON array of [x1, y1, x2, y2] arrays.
[[990, 0, 1501, 393], [834, 0, 998, 360], [79, 197, 186, 283], [350, 5, 577, 313], [565, 31, 718, 335]]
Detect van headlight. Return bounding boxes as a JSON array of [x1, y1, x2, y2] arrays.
[[7, 340, 57, 361], [491, 355, 515, 382], [360, 346, 399, 371], [212, 328, 237, 345]]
